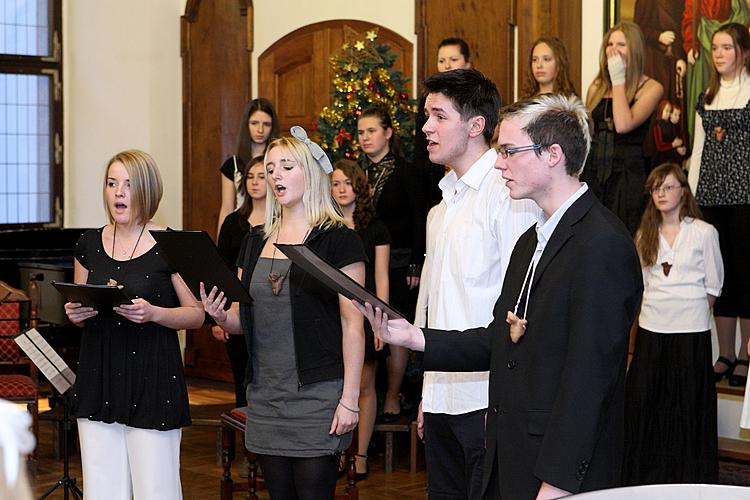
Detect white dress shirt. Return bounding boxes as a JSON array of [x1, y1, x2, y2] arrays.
[[418, 148, 539, 415], [638, 217, 723, 333]]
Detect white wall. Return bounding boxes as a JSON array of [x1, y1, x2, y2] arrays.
[[581, 0, 605, 95], [63, 0, 183, 229], [251, 1, 417, 98]]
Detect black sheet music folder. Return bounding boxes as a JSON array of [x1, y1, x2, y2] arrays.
[[52, 282, 132, 310], [149, 230, 252, 303], [275, 243, 405, 320]]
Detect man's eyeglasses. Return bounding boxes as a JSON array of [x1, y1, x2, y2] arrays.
[[497, 144, 543, 159], [649, 184, 682, 195]]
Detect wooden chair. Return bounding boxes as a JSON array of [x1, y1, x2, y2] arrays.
[[0, 283, 39, 473], [219, 408, 359, 500]]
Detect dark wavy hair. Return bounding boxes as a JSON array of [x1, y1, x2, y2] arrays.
[[636, 163, 703, 267], [332, 159, 375, 231], [236, 155, 266, 232], [522, 36, 577, 98], [237, 98, 279, 165], [359, 106, 404, 159]]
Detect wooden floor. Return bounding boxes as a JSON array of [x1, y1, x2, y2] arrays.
[[30, 378, 428, 499]]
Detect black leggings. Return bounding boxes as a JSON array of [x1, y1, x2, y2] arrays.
[[256, 454, 339, 500]]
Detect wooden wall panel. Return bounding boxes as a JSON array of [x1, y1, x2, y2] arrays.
[[416, 0, 582, 103], [416, 0, 515, 103], [259, 20, 413, 135], [181, 0, 251, 382]]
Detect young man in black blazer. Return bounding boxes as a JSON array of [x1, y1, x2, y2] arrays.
[[358, 94, 643, 499]]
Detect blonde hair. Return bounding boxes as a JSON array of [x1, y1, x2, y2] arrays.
[[587, 21, 646, 111], [103, 150, 163, 225], [263, 137, 345, 235]]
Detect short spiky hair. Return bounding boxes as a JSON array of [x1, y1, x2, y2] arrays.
[[423, 68, 501, 145], [103, 149, 163, 224], [499, 94, 592, 176]]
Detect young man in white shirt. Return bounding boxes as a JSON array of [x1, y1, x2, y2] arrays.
[[360, 94, 643, 499], [415, 68, 538, 500]]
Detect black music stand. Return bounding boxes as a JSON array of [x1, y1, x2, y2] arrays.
[[14, 328, 82, 500]]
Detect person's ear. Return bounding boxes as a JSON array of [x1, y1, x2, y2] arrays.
[[546, 143, 564, 168], [385, 127, 393, 141], [467, 116, 486, 139]]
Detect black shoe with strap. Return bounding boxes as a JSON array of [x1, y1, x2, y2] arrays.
[[729, 358, 749, 387], [714, 356, 735, 383]]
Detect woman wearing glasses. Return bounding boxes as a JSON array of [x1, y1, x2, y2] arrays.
[[623, 163, 722, 485], [582, 21, 663, 234]]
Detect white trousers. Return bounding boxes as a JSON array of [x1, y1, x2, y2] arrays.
[[77, 419, 183, 500]]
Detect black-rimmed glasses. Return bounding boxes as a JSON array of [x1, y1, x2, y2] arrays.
[[497, 144, 543, 159]]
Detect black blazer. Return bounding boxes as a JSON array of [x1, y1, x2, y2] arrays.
[[423, 190, 643, 499]]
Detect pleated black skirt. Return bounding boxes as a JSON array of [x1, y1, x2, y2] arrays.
[[623, 327, 718, 485]]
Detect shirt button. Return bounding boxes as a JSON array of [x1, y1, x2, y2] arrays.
[[507, 360, 516, 370]]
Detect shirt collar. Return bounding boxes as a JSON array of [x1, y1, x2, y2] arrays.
[[536, 183, 588, 247], [439, 148, 498, 200]]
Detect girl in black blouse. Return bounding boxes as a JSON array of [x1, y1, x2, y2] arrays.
[[217, 98, 278, 235], [357, 106, 428, 420], [214, 155, 266, 407]]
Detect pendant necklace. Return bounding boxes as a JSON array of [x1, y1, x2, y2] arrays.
[[506, 256, 537, 343], [268, 224, 311, 296], [714, 74, 743, 143], [108, 222, 146, 286]]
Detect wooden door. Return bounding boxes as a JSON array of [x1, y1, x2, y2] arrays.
[[416, 0, 581, 103], [258, 20, 413, 135], [181, 0, 252, 382]]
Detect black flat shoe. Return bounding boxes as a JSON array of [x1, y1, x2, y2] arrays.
[[381, 411, 401, 423], [729, 358, 749, 387], [714, 356, 735, 382]]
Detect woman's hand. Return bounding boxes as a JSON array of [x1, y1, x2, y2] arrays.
[[606, 49, 626, 87], [64, 302, 97, 327], [113, 298, 156, 323], [211, 325, 229, 343], [199, 282, 228, 324], [330, 400, 359, 435]]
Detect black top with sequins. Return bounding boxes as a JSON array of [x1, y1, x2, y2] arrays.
[[70, 228, 191, 430], [696, 93, 750, 206]]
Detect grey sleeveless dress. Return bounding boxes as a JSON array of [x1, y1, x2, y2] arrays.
[[244, 257, 349, 456]]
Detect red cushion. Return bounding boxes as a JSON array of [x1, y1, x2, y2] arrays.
[[0, 375, 37, 399], [229, 407, 247, 423], [0, 302, 20, 335]]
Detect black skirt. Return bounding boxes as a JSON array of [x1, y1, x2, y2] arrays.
[[623, 327, 718, 485]]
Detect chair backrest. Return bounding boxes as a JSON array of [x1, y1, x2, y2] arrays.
[[0, 302, 21, 363]]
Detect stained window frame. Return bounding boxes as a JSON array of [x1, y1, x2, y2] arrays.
[[0, 0, 63, 228]]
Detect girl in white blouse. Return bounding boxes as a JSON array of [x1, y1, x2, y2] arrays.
[[623, 163, 723, 485]]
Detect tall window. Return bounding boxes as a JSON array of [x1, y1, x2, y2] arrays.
[[0, 0, 62, 226]]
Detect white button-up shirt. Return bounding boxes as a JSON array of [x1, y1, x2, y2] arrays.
[[639, 217, 723, 333], [416, 148, 539, 414]]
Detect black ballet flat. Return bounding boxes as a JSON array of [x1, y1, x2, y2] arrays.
[[729, 358, 749, 387], [714, 356, 735, 382]]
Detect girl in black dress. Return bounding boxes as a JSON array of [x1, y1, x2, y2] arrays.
[[332, 159, 391, 478], [217, 98, 278, 235], [64, 150, 204, 499], [358, 106, 428, 419], [214, 155, 266, 407]]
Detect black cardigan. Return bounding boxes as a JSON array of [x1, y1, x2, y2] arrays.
[[237, 224, 366, 386]]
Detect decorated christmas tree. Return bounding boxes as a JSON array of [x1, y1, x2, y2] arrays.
[[317, 27, 417, 162]]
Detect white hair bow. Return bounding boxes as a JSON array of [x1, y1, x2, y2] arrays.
[[290, 126, 333, 174]]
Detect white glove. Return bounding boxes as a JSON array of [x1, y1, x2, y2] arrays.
[[607, 55, 626, 86]]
